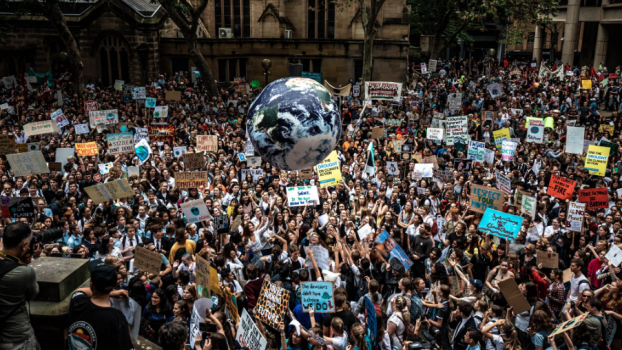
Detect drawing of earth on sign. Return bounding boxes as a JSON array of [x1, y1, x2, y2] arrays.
[[191, 207, 200, 216], [120, 125, 128, 132], [530, 126, 540, 133], [246, 77, 341, 171], [106, 112, 116, 123]]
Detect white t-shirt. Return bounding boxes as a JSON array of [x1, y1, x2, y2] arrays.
[[331, 333, 348, 350], [569, 274, 590, 302]]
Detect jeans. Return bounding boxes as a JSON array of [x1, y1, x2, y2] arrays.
[[0, 333, 40, 350]]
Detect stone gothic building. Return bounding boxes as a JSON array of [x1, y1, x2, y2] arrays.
[[0, 0, 410, 87]]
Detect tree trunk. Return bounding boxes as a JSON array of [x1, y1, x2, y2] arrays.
[[431, 31, 444, 59], [187, 40, 220, 97], [361, 33, 374, 91], [45, 1, 84, 94]]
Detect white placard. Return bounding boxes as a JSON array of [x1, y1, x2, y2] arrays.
[[50, 109, 69, 128], [173, 146, 187, 157], [56, 148, 74, 169], [414, 163, 433, 178], [386, 161, 399, 175], [309, 245, 329, 270], [154, 105, 168, 118], [128, 166, 140, 178], [484, 148, 495, 164], [75, 124, 90, 135], [357, 224, 373, 241], [526, 118, 544, 144], [567, 202, 585, 232], [427, 128, 444, 141], [286, 186, 319, 207], [245, 141, 255, 156], [181, 198, 211, 223], [468, 141, 485, 163], [236, 309, 267, 350], [606, 244, 622, 267], [98, 162, 113, 174], [566, 126, 585, 154]]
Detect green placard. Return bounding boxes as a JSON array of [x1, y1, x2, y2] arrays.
[[302, 71, 322, 83], [251, 80, 261, 88]]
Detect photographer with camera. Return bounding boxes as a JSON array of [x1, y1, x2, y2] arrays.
[[0, 222, 41, 350]]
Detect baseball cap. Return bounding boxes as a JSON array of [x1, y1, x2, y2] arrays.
[[469, 278, 484, 291], [88, 259, 118, 291]]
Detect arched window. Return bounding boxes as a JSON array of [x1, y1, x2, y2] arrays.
[[98, 36, 131, 86]]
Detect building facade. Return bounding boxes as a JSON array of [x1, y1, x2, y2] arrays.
[[0, 0, 410, 87], [506, 0, 622, 69]]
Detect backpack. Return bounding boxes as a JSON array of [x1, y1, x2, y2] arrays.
[[578, 279, 595, 291], [430, 219, 439, 236], [173, 247, 187, 263]]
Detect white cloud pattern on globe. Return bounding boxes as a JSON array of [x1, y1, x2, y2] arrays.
[[246, 77, 342, 171]]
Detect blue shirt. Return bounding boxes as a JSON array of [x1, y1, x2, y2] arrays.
[[57, 232, 71, 245], [466, 345, 481, 350], [532, 330, 551, 348], [67, 235, 83, 250]]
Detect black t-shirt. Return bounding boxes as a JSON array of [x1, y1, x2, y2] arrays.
[[470, 253, 490, 282], [322, 309, 360, 335], [67, 291, 134, 350]]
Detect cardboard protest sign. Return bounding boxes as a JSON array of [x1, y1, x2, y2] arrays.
[[84, 100, 98, 112], [496, 171, 512, 194], [197, 135, 218, 152], [145, 97, 157, 108], [236, 309, 267, 350], [469, 184, 505, 213], [563, 268, 573, 283], [299, 168, 313, 180], [371, 127, 384, 139], [478, 209, 524, 241], [209, 266, 223, 295], [316, 151, 341, 188], [526, 118, 545, 143], [165, 91, 182, 101], [502, 141, 518, 161], [154, 106, 168, 118], [286, 186, 319, 207], [448, 275, 461, 296], [444, 116, 468, 145], [6, 152, 50, 176], [497, 277, 531, 314], [106, 133, 134, 155], [521, 195, 537, 219], [16, 143, 28, 153], [174, 171, 208, 189], [493, 128, 511, 151], [48, 162, 62, 172], [223, 290, 240, 324], [51, 109, 69, 128], [184, 153, 204, 170], [578, 188, 609, 209], [364, 81, 402, 101], [301, 281, 335, 312], [89, 109, 118, 127], [547, 175, 576, 200], [0, 135, 15, 155], [567, 202, 586, 232], [24, 121, 59, 137], [84, 179, 135, 204], [536, 250, 559, 269], [468, 141, 485, 163], [148, 125, 174, 142], [181, 199, 211, 224], [548, 314, 588, 338], [134, 246, 161, 275], [586, 145, 609, 176], [255, 280, 291, 329]]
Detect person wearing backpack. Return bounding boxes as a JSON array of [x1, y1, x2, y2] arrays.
[[353, 277, 382, 316], [567, 297, 605, 348], [568, 258, 591, 303]]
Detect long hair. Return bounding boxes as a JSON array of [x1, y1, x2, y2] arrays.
[[572, 323, 593, 347], [529, 310, 553, 333], [524, 282, 539, 304], [394, 296, 411, 322], [601, 284, 622, 312], [98, 236, 112, 256], [351, 323, 369, 350], [145, 288, 170, 316], [431, 262, 449, 285], [501, 320, 522, 350]]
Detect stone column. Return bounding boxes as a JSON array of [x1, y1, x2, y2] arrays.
[[593, 24, 608, 68], [533, 25, 544, 65], [561, 0, 580, 65]]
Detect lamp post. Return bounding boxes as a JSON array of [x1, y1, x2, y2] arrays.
[[262, 59, 272, 87], [487, 48, 496, 79], [469, 42, 473, 76]]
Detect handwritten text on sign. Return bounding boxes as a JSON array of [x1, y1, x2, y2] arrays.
[[286, 186, 319, 207], [255, 280, 290, 329], [236, 309, 267, 350], [301, 281, 335, 313], [134, 246, 161, 275]]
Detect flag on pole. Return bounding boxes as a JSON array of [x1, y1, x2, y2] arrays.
[[365, 142, 375, 176]]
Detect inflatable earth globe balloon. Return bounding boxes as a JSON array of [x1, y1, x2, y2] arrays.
[[246, 77, 341, 171]]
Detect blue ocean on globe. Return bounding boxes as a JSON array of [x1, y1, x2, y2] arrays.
[[247, 77, 341, 171]]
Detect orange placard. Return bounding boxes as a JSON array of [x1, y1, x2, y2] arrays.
[[75, 142, 99, 156], [546, 174, 575, 200]]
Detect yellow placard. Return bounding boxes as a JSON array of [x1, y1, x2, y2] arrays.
[[493, 128, 511, 151], [582, 80, 592, 90], [209, 266, 223, 295], [76, 142, 99, 156], [586, 145, 609, 176], [599, 124, 614, 137], [315, 151, 342, 188]]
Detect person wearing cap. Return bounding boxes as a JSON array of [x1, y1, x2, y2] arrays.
[[67, 260, 133, 350]]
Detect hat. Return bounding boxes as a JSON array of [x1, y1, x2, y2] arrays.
[[469, 278, 484, 291], [88, 260, 117, 291]]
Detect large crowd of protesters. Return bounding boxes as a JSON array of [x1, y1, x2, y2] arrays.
[[1, 56, 622, 350]]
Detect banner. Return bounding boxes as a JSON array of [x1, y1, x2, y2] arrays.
[[50, 109, 69, 128], [496, 171, 512, 194], [467, 141, 485, 163], [316, 151, 341, 188], [301, 281, 335, 313], [23, 120, 59, 137], [526, 118, 544, 143], [566, 127, 585, 154], [76, 142, 99, 156], [175, 171, 208, 189], [586, 145, 609, 176], [84, 179, 135, 204], [364, 81, 402, 102], [578, 188, 609, 209], [148, 125, 174, 142], [181, 198, 211, 224], [470, 184, 505, 213], [89, 109, 118, 127], [567, 202, 586, 232], [154, 106, 168, 118], [236, 309, 267, 350], [478, 209, 524, 241], [106, 133, 134, 155], [197, 135, 218, 152], [493, 128, 511, 151], [547, 175, 576, 200], [502, 141, 518, 161], [6, 152, 50, 176], [255, 280, 290, 329], [427, 128, 443, 141], [444, 116, 468, 145], [286, 186, 319, 207], [521, 195, 537, 219]]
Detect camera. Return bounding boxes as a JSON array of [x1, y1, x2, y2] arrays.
[[31, 228, 65, 252]]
